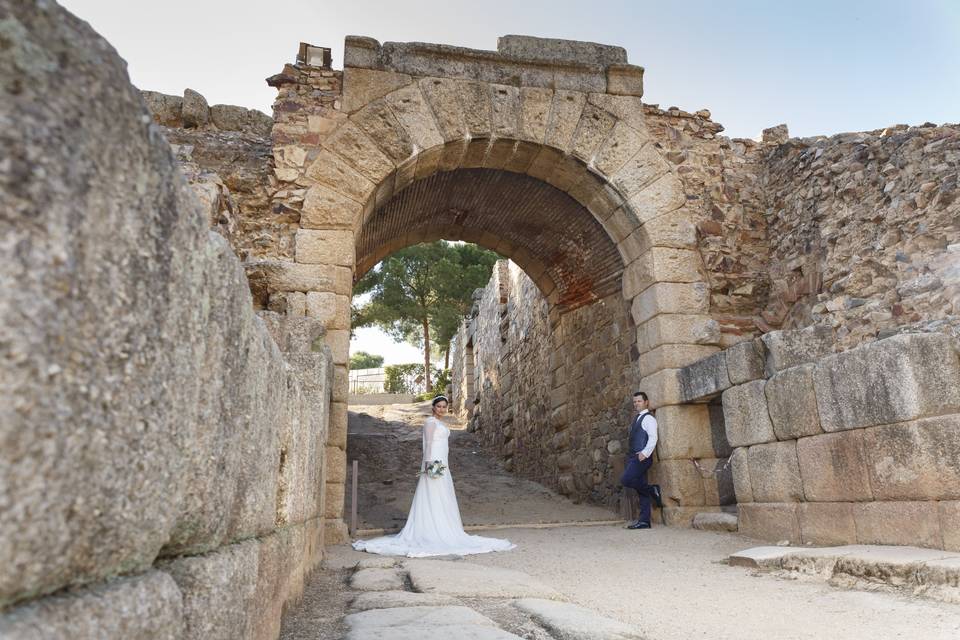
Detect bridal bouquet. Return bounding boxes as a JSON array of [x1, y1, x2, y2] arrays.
[[419, 460, 447, 479]]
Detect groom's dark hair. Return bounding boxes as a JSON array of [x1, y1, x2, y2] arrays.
[[633, 391, 648, 401]]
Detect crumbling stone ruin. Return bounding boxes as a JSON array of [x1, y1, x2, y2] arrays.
[[2, 0, 959, 635]]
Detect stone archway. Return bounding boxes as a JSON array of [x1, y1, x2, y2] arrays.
[[263, 35, 720, 540]]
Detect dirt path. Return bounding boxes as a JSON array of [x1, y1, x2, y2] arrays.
[[345, 402, 615, 531]]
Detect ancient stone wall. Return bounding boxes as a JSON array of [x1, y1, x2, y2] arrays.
[[760, 125, 960, 348], [0, 3, 330, 636], [451, 261, 637, 506]]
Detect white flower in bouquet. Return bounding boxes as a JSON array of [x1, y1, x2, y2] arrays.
[[419, 460, 447, 478]]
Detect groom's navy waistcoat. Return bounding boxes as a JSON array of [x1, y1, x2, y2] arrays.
[[628, 412, 651, 458]]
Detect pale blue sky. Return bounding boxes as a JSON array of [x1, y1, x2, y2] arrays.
[[61, 0, 960, 363]]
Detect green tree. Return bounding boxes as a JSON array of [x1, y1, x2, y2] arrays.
[[349, 351, 384, 369], [353, 241, 498, 391]]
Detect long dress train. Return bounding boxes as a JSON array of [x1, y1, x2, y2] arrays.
[[351, 416, 515, 557]]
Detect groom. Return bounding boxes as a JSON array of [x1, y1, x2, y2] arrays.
[[620, 391, 662, 529]]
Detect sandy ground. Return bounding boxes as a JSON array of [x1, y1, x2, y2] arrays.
[[282, 403, 960, 639], [345, 402, 615, 531], [328, 525, 960, 640]]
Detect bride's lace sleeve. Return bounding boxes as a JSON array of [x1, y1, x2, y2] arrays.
[[422, 417, 436, 468]]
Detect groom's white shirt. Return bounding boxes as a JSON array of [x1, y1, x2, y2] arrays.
[[635, 410, 658, 458]]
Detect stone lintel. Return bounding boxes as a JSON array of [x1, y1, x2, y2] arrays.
[[344, 35, 643, 95]]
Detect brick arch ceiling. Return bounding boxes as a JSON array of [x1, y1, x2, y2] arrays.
[[356, 168, 624, 310]]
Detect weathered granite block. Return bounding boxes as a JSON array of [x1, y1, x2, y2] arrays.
[[765, 364, 823, 441], [738, 503, 801, 543], [678, 351, 731, 402], [0, 571, 184, 639], [747, 441, 804, 502], [649, 459, 705, 506], [813, 333, 960, 432], [798, 502, 857, 546], [853, 501, 943, 548], [761, 325, 834, 376], [796, 431, 873, 502], [861, 415, 960, 501], [725, 339, 766, 384], [940, 502, 960, 552], [656, 405, 716, 460], [730, 447, 754, 503], [163, 540, 259, 640], [700, 458, 736, 506], [721, 381, 776, 447]]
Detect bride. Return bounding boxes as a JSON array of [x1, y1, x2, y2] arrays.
[[352, 395, 515, 557]]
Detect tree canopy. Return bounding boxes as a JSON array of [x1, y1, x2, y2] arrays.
[[353, 241, 499, 391], [349, 351, 384, 370]]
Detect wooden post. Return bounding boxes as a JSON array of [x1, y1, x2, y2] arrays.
[[350, 459, 359, 535]]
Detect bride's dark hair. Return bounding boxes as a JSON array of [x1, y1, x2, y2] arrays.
[[431, 395, 448, 407]]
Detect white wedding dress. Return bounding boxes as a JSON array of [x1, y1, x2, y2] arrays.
[[352, 416, 515, 557]]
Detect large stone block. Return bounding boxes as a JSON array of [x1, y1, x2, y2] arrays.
[[609, 143, 669, 197], [306, 292, 351, 330], [656, 405, 716, 460], [738, 503, 801, 543], [165, 244, 286, 555], [729, 447, 753, 503], [725, 339, 766, 385], [638, 343, 719, 378], [295, 229, 356, 267], [594, 121, 648, 177], [325, 482, 346, 519], [637, 368, 683, 407], [301, 183, 363, 230], [622, 248, 703, 299], [342, 67, 412, 114], [0, 571, 184, 639], [630, 282, 710, 326], [325, 446, 348, 486], [304, 149, 375, 203], [721, 381, 776, 448], [252, 525, 309, 640], [761, 325, 834, 375], [747, 441, 804, 502], [853, 501, 943, 548], [796, 431, 873, 502], [351, 98, 415, 164], [384, 83, 445, 151], [700, 458, 736, 506], [798, 502, 857, 546], [322, 121, 396, 183], [620, 214, 698, 262], [677, 351, 731, 402], [649, 459, 705, 506], [813, 333, 960, 432], [245, 260, 353, 298], [626, 173, 686, 224], [329, 401, 349, 448], [544, 90, 587, 152], [940, 501, 960, 551], [861, 415, 960, 501], [765, 364, 823, 441], [636, 314, 720, 353], [419, 77, 468, 141], [163, 540, 259, 640]]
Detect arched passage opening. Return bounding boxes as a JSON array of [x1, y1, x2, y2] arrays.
[[264, 38, 720, 540]]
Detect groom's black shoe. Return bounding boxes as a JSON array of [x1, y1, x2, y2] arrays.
[[626, 520, 651, 530], [651, 484, 663, 509]]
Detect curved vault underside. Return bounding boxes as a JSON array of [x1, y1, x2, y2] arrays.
[[356, 168, 624, 311]]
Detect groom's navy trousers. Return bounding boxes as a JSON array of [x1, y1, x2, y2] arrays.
[[621, 413, 657, 524]]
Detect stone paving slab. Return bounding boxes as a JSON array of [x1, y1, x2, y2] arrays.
[[350, 568, 405, 591], [345, 605, 495, 630], [406, 560, 562, 599], [515, 598, 645, 640], [692, 512, 738, 532], [356, 557, 401, 569], [349, 590, 461, 611], [346, 626, 526, 640]]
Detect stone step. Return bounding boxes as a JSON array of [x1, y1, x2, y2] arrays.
[[729, 544, 960, 603], [406, 559, 562, 599]]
